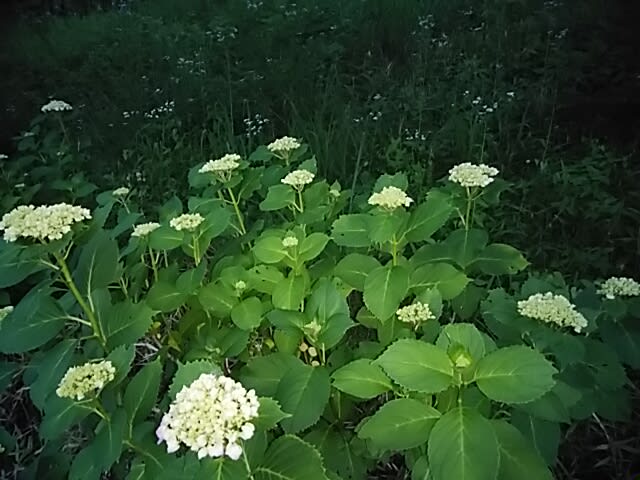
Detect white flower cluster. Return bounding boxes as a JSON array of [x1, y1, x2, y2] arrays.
[[396, 302, 435, 325], [368, 186, 413, 210], [156, 374, 260, 460], [244, 114, 269, 138], [597, 277, 640, 299], [0, 306, 13, 321], [170, 213, 204, 232], [282, 236, 298, 248], [41, 99, 73, 113], [448, 162, 499, 188], [281, 169, 315, 188], [56, 360, 116, 401], [132, 222, 161, 238], [517, 292, 588, 333], [145, 100, 175, 119], [234, 280, 247, 291], [113, 187, 130, 197], [0, 203, 91, 242], [199, 154, 241, 175], [268, 136, 301, 155], [0, 154, 8, 160]]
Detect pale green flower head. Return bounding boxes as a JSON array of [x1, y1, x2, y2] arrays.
[[517, 292, 588, 333], [268, 136, 301, 155], [41, 99, 72, 113], [282, 236, 299, 248], [169, 213, 204, 232], [132, 222, 161, 238], [156, 374, 259, 460], [0, 203, 91, 242], [396, 302, 434, 325], [56, 360, 116, 401], [199, 154, 241, 177], [597, 277, 640, 299], [113, 186, 130, 197], [368, 186, 413, 210], [448, 162, 499, 188], [281, 169, 314, 189]]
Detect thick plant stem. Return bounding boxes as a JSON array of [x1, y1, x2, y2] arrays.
[[226, 187, 246, 235], [53, 251, 107, 350], [391, 235, 398, 266], [242, 447, 256, 480]]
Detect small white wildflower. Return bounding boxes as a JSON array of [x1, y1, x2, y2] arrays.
[[169, 213, 204, 232], [113, 187, 130, 197], [0, 306, 13, 321], [234, 280, 247, 291], [517, 292, 588, 333], [396, 302, 435, 325], [282, 236, 299, 248], [132, 222, 161, 238], [281, 169, 315, 189], [0, 154, 8, 160], [199, 154, 241, 175], [0, 203, 91, 242], [368, 186, 413, 210], [448, 162, 499, 188], [41, 99, 73, 113], [597, 277, 640, 299], [268, 136, 301, 155], [506, 91, 515, 98], [156, 374, 260, 461], [56, 360, 116, 401]]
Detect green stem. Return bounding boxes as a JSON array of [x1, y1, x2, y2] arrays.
[[226, 187, 246, 235], [148, 246, 159, 282], [57, 114, 69, 145], [192, 237, 201, 266], [296, 188, 305, 213], [391, 235, 398, 266], [242, 446, 256, 480], [53, 252, 107, 350]]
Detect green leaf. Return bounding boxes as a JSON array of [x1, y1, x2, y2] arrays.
[[260, 184, 295, 211], [428, 407, 499, 480], [375, 339, 454, 393], [40, 396, 92, 440], [599, 319, 640, 368], [148, 225, 184, 251], [275, 363, 331, 434], [169, 360, 222, 399], [368, 212, 408, 244], [253, 236, 287, 264], [198, 281, 238, 315], [240, 353, 301, 397], [474, 346, 557, 404], [231, 297, 264, 330], [435, 323, 486, 363], [246, 265, 284, 294], [254, 397, 291, 430], [410, 263, 469, 300], [299, 233, 330, 262], [93, 409, 127, 471], [317, 314, 355, 350], [468, 243, 529, 275], [404, 191, 453, 242], [334, 254, 381, 291], [359, 398, 441, 450], [272, 273, 306, 311], [363, 265, 409, 322], [106, 344, 136, 387], [510, 411, 560, 466], [69, 444, 101, 480], [331, 214, 371, 247], [146, 281, 187, 312], [305, 424, 369, 480], [411, 456, 432, 480], [201, 458, 250, 479], [492, 421, 553, 480], [0, 289, 66, 353], [0, 241, 44, 288], [124, 359, 162, 430], [443, 229, 488, 268], [176, 261, 207, 294], [0, 361, 18, 393], [104, 300, 155, 350], [74, 230, 120, 295], [307, 278, 349, 324], [331, 359, 392, 399], [254, 435, 330, 480], [28, 339, 77, 409]]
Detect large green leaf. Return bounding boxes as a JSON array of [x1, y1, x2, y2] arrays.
[[104, 300, 154, 350], [146, 281, 187, 312], [0, 361, 17, 393], [246, 265, 284, 294], [240, 353, 301, 397], [260, 184, 295, 211], [74, 229, 120, 295], [40, 396, 93, 440], [331, 214, 371, 247], [254, 435, 329, 480], [148, 225, 184, 250], [0, 241, 44, 288], [334, 253, 381, 291], [428, 407, 499, 480], [0, 289, 66, 353], [443, 229, 488, 268], [275, 363, 331, 434], [201, 458, 250, 479], [474, 346, 557, 404], [510, 411, 560, 466], [254, 397, 291, 430], [358, 398, 441, 450], [253, 236, 287, 264], [331, 359, 392, 399], [375, 339, 454, 393], [93, 409, 127, 472], [198, 281, 238, 315], [363, 265, 409, 322], [468, 243, 529, 275], [124, 359, 162, 431], [231, 297, 264, 330], [435, 323, 486, 364], [272, 273, 306, 311], [305, 424, 369, 480], [403, 191, 453, 242], [28, 339, 77, 409], [299, 233, 330, 262], [492, 421, 553, 480], [410, 263, 469, 300], [599, 319, 640, 368], [307, 278, 349, 324]]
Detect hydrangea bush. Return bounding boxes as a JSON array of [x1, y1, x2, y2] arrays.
[[0, 132, 639, 480]]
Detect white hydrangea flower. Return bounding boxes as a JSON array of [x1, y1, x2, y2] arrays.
[[56, 360, 116, 401], [132, 222, 161, 238], [0, 306, 13, 321], [268, 136, 301, 155], [282, 236, 299, 248], [113, 187, 130, 197], [448, 162, 499, 188], [368, 186, 413, 210], [281, 169, 315, 189], [396, 302, 435, 325], [169, 213, 204, 232], [199, 154, 242, 174], [517, 292, 588, 333], [156, 374, 260, 461], [41, 99, 73, 113], [597, 277, 640, 299], [0, 154, 8, 160], [0, 203, 91, 242]]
